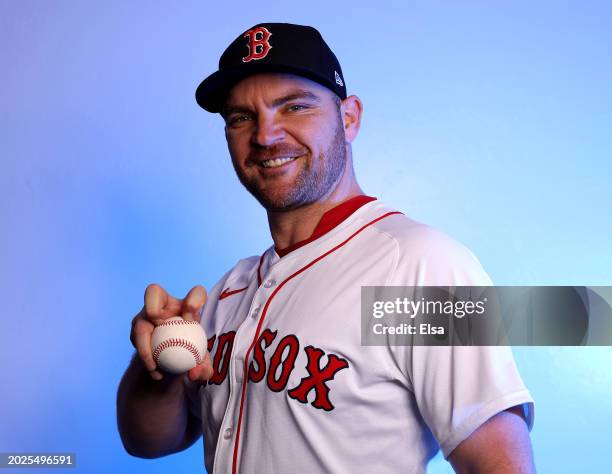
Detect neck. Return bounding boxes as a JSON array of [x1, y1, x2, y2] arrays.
[[266, 157, 364, 251]]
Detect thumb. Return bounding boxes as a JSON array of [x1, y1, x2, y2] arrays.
[[189, 352, 214, 384]]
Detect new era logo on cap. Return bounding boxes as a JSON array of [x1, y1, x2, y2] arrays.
[[195, 23, 348, 113], [335, 70, 344, 87]]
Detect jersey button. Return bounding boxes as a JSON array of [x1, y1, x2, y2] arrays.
[[251, 305, 260, 318], [263, 279, 276, 288], [223, 427, 233, 440]]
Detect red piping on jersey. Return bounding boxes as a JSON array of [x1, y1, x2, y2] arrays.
[[257, 253, 264, 286], [231, 210, 402, 473]]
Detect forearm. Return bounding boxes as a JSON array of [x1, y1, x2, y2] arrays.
[[450, 407, 535, 474], [116, 353, 199, 458]]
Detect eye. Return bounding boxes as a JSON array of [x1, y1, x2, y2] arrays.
[[228, 114, 252, 126], [287, 104, 309, 112]]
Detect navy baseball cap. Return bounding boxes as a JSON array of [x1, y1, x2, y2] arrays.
[[195, 23, 347, 113]]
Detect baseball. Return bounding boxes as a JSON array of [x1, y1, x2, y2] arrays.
[[151, 317, 208, 374]]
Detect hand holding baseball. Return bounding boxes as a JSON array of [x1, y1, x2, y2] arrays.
[[130, 284, 213, 383]]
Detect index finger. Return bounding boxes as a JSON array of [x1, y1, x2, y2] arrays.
[[144, 283, 183, 323]]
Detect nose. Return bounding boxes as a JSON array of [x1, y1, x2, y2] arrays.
[[251, 114, 285, 147]]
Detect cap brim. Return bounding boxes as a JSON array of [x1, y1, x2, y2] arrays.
[[195, 63, 341, 113]]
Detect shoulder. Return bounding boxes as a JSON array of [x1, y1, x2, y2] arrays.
[[375, 213, 480, 264], [364, 202, 492, 286]]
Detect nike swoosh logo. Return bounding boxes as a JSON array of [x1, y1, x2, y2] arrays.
[[219, 286, 248, 300]]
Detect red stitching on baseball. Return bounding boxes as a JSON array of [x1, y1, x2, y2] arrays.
[[158, 319, 201, 327], [152, 338, 203, 365]]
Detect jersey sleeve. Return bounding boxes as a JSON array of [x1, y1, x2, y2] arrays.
[[386, 224, 535, 458]]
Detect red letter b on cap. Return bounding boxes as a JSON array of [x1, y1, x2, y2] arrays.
[[242, 27, 272, 62]]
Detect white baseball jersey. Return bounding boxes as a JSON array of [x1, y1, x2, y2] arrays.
[[185, 196, 534, 474]]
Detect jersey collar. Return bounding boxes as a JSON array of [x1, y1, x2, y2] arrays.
[[275, 195, 377, 258]]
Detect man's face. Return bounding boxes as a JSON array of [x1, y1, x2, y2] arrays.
[[222, 73, 347, 211]]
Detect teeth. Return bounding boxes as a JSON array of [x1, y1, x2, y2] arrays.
[[261, 157, 297, 168]]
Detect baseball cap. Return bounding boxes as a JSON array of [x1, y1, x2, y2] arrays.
[[195, 22, 347, 113]]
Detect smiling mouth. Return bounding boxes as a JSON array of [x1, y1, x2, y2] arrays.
[[260, 156, 300, 168]]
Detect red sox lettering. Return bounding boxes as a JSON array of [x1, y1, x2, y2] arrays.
[[207, 331, 235, 386], [206, 330, 349, 411], [248, 328, 277, 383], [265, 333, 300, 392]]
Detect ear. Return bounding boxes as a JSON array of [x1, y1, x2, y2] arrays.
[[340, 95, 363, 143]]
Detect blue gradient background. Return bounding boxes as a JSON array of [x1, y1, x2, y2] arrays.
[[1, 1, 610, 472]]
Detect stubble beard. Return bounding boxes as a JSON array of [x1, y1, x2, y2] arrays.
[[233, 115, 347, 212]]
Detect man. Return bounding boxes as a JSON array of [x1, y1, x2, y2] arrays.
[[117, 23, 535, 473]]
